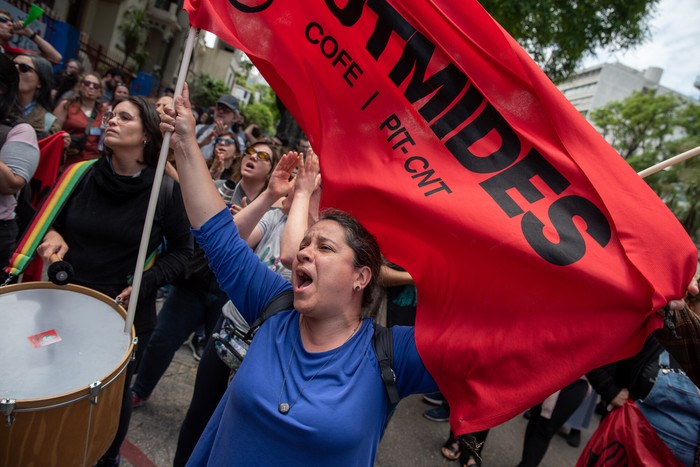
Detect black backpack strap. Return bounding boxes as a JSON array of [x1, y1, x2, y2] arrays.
[[245, 289, 294, 339], [157, 174, 174, 216], [373, 323, 400, 412]]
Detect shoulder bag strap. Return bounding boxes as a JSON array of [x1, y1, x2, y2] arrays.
[[4, 159, 97, 279], [245, 289, 295, 339]]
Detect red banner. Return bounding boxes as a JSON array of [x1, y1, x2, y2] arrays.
[[33, 131, 66, 207], [20, 131, 66, 282], [184, 0, 698, 432]]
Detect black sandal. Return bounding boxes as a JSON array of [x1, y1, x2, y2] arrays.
[[441, 436, 461, 461], [458, 434, 483, 467]]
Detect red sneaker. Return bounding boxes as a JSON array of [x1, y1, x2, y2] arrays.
[[132, 390, 149, 409]]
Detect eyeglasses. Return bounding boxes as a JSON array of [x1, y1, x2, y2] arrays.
[[103, 111, 138, 126], [0, 17, 11, 24], [14, 62, 37, 74], [215, 137, 237, 147], [244, 146, 272, 162], [82, 80, 101, 90]]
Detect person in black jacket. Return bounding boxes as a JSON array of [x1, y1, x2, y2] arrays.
[[37, 96, 193, 467]]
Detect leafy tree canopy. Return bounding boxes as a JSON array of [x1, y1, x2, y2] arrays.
[[242, 102, 275, 134], [482, 0, 661, 81], [591, 90, 700, 243], [590, 90, 681, 159], [118, 8, 149, 69], [250, 83, 280, 125], [188, 74, 231, 108]]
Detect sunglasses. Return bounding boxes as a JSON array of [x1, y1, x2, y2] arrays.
[[82, 80, 101, 90], [14, 62, 37, 74], [0, 17, 11, 24], [215, 137, 237, 147], [244, 146, 272, 162]]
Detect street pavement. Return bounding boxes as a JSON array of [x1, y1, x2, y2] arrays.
[[121, 343, 597, 467]]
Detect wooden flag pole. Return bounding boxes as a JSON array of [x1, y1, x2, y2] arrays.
[[638, 145, 700, 179], [124, 27, 198, 333]]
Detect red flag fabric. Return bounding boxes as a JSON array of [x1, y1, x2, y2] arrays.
[[184, 1, 698, 432], [576, 400, 684, 467], [33, 131, 66, 207], [20, 131, 65, 282]]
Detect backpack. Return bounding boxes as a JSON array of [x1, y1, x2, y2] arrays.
[[213, 290, 400, 415]]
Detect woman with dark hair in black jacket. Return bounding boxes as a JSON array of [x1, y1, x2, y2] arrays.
[[36, 96, 193, 466]]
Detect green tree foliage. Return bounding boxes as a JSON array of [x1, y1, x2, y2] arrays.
[[188, 74, 231, 108], [250, 83, 280, 125], [118, 8, 150, 70], [590, 91, 700, 243], [481, 0, 660, 81], [590, 90, 680, 159], [242, 102, 275, 134]]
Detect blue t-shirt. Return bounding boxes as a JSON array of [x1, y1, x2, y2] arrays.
[[189, 209, 436, 466]]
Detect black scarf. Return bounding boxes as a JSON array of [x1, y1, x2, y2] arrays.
[[91, 156, 155, 200]]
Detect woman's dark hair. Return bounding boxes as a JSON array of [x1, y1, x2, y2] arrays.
[[18, 54, 54, 111], [318, 209, 382, 309], [104, 96, 163, 167], [127, 96, 163, 166], [0, 53, 21, 125], [52, 74, 78, 108]]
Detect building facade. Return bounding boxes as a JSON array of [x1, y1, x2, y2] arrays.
[[4, 0, 284, 98], [557, 62, 686, 119]]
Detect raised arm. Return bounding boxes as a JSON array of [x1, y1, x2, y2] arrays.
[[379, 265, 414, 287], [234, 151, 299, 246], [279, 151, 321, 269], [13, 22, 62, 64], [160, 84, 225, 228]]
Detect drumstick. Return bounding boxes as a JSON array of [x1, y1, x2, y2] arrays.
[[48, 253, 74, 286]]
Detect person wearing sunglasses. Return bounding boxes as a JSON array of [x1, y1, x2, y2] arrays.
[[208, 130, 241, 181], [53, 72, 106, 168], [0, 53, 40, 285], [214, 140, 280, 212], [14, 54, 60, 139], [0, 8, 62, 64], [196, 94, 241, 160]]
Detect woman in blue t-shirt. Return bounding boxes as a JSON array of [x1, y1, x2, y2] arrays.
[[161, 84, 438, 466]]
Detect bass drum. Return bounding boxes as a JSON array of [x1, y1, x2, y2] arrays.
[[0, 282, 135, 467]]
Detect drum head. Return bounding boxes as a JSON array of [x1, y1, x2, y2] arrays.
[[0, 283, 132, 401]]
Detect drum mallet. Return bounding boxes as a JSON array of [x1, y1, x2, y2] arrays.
[[48, 253, 74, 286]]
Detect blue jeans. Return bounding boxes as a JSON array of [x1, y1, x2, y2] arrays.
[[638, 351, 700, 466], [131, 280, 229, 399]]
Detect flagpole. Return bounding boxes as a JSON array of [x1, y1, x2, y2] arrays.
[[124, 26, 199, 333], [637, 145, 700, 179]]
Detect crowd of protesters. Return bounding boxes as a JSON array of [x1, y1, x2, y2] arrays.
[[1, 7, 699, 467]]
